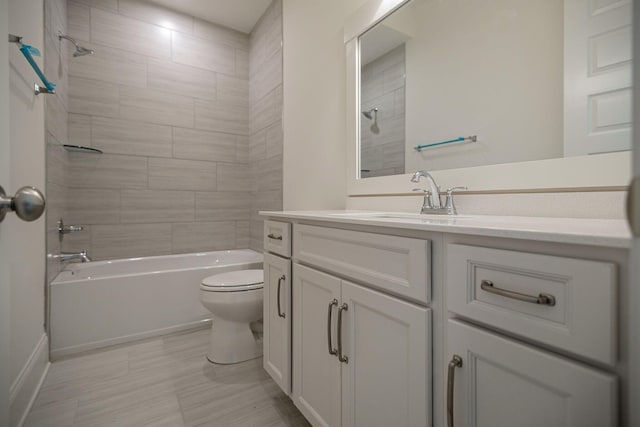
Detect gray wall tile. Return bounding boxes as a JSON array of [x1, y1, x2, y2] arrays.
[[67, 1, 90, 41], [69, 43, 147, 88], [217, 163, 251, 192], [172, 32, 236, 74], [147, 58, 216, 101], [120, 190, 195, 223], [91, 224, 172, 260], [172, 127, 237, 163], [68, 76, 119, 118], [119, 86, 194, 128], [118, 0, 194, 34], [195, 192, 251, 221], [193, 19, 249, 50], [67, 153, 148, 189], [148, 158, 217, 191], [65, 189, 121, 224], [195, 99, 248, 135], [172, 222, 236, 253], [68, 113, 91, 147], [92, 116, 173, 157]]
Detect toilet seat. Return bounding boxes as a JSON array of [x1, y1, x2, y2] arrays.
[[200, 269, 263, 292]]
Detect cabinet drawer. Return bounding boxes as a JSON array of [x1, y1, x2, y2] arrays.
[[294, 224, 430, 303], [264, 220, 291, 257], [446, 244, 616, 365]]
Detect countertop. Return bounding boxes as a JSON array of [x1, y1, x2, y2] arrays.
[[259, 210, 632, 249]]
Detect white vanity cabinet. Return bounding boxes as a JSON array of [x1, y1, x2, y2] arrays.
[[263, 221, 293, 395], [292, 263, 431, 427]]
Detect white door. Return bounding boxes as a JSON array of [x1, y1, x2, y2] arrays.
[[0, 0, 13, 423], [292, 264, 342, 427], [263, 252, 292, 395], [564, 0, 632, 156], [340, 280, 430, 427], [447, 320, 617, 427]]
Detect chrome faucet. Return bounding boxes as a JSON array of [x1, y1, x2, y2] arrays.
[[411, 170, 467, 215], [51, 250, 92, 263]]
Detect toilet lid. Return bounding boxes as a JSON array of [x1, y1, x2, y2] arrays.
[[201, 269, 264, 292]]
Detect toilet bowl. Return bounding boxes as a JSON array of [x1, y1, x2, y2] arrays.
[[200, 269, 264, 364]]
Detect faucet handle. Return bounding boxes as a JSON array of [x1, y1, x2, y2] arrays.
[[446, 186, 468, 196], [444, 186, 468, 215], [412, 188, 428, 194]]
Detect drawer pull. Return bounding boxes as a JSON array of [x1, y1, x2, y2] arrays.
[[447, 354, 463, 427], [338, 303, 348, 363], [327, 299, 338, 356], [480, 279, 556, 306], [267, 233, 283, 241], [277, 275, 286, 318]]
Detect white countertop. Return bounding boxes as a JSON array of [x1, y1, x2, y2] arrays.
[[259, 210, 632, 249]]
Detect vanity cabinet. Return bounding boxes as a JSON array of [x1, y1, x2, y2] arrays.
[[292, 263, 431, 427]]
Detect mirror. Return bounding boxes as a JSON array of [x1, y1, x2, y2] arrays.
[[357, 0, 632, 180]]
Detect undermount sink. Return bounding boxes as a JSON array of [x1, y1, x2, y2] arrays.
[[329, 212, 471, 220]]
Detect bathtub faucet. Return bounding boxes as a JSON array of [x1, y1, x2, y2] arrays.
[[53, 250, 92, 263]]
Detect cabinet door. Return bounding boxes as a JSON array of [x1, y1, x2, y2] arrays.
[[447, 320, 617, 427], [293, 264, 342, 427], [341, 281, 431, 427], [263, 253, 292, 395]]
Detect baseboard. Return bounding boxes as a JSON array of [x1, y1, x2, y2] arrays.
[[50, 318, 212, 360], [10, 333, 50, 427]]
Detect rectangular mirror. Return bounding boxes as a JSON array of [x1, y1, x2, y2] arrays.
[[346, 0, 632, 193]]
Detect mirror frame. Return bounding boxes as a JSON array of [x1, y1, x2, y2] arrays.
[[344, 0, 631, 195]]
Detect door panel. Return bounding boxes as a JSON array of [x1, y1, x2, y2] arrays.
[[292, 264, 342, 427], [341, 280, 430, 427], [263, 253, 292, 395]]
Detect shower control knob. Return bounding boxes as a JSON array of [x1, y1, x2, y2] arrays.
[[0, 185, 46, 223]]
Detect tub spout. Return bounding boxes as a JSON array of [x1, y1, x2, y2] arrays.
[[51, 250, 91, 263]]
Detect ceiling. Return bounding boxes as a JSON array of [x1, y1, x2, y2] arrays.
[[145, 0, 273, 33]]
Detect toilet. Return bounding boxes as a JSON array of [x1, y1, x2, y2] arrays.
[[199, 269, 264, 364]]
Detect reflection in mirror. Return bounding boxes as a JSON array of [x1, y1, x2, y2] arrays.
[[357, 0, 632, 179]]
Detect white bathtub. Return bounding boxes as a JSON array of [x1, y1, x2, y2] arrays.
[[50, 249, 263, 358]]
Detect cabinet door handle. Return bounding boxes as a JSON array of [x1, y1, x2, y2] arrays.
[[267, 233, 283, 240], [337, 303, 348, 363], [327, 299, 338, 356], [447, 354, 463, 427], [277, 275, 286, 318], [480, 279, 556, 306]]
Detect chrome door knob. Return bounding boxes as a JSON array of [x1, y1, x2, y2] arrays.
[[0, 185, 46, 222]]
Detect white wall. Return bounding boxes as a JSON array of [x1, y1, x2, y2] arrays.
[[7, 0, 47, 424], [282, 0, 368, 210]]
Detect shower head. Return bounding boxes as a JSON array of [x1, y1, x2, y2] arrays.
[[58, 32, 94, 57], [362, 107, 378, 120]]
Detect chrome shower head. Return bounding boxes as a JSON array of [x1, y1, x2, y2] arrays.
[[58, 32, 94, 57], [362, 107, 378, 120]]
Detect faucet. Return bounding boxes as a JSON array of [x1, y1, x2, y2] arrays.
[[411, 170, 467, 215], [52, 250, 92, 263]]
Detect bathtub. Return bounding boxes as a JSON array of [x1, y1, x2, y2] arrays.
[[50, 249, 263, 358]]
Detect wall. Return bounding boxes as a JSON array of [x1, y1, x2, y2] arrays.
[[63, 0, 252, 260], [249, 0, 283, 250]]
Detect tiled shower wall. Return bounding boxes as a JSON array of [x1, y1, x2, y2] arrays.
[[360, 44, 405, 178], [249, 0, 283, 251], [62, 0, 258, 260]]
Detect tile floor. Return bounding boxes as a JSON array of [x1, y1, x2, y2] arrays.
[[24, 328, 310, 427]]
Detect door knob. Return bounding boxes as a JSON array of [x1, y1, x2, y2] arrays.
[[0, 185, 46, 222]]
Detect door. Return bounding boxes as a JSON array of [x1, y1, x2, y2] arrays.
[[292, 264, 341, 427], [447, 320, 617, 427], [263, 252, 292, 395], [340, 280, 430, 427], [0, 0, 12, 422]]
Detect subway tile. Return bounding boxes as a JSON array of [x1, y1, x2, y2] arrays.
[[195, 192, 251, 221], [236, 221, 250, 248], [195, 99, 248, 135], [91, 8, 171, 59], [91, 224, 172, 262], [65, 189, 120, 224], [67, 153, 147, 189], [71, 0, 117, 11], [68, 76, 119, 118], [69, 43, 147, 87], [217, 163, 251, 192], [92, 116, 172, 157], [217, 74, 249, 108], [118, 0, 194, 34], [193, 19, 249, 50], [148, 158, 216, 191], [68, 113, 91, 147], [67, 1, 90, 42], [121, 190, 195, 223], [147, 58, 216, 101], [172, 222, 236, 253], [172, 127, 237, 163], [172, 32, 236, 74], [119, 86, 194, 128]]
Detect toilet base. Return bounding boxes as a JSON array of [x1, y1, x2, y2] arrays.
[[206, 318, 263, 364]]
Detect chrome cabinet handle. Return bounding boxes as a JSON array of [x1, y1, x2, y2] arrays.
[[327, 299, 338, 356], [267, 233, 283, 240], [277, 275, 286, 318], [337, 303, 348, 363], [0, 185, 45, 223], [480, 279, 556, 306], [447, 354, 463, 427]]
